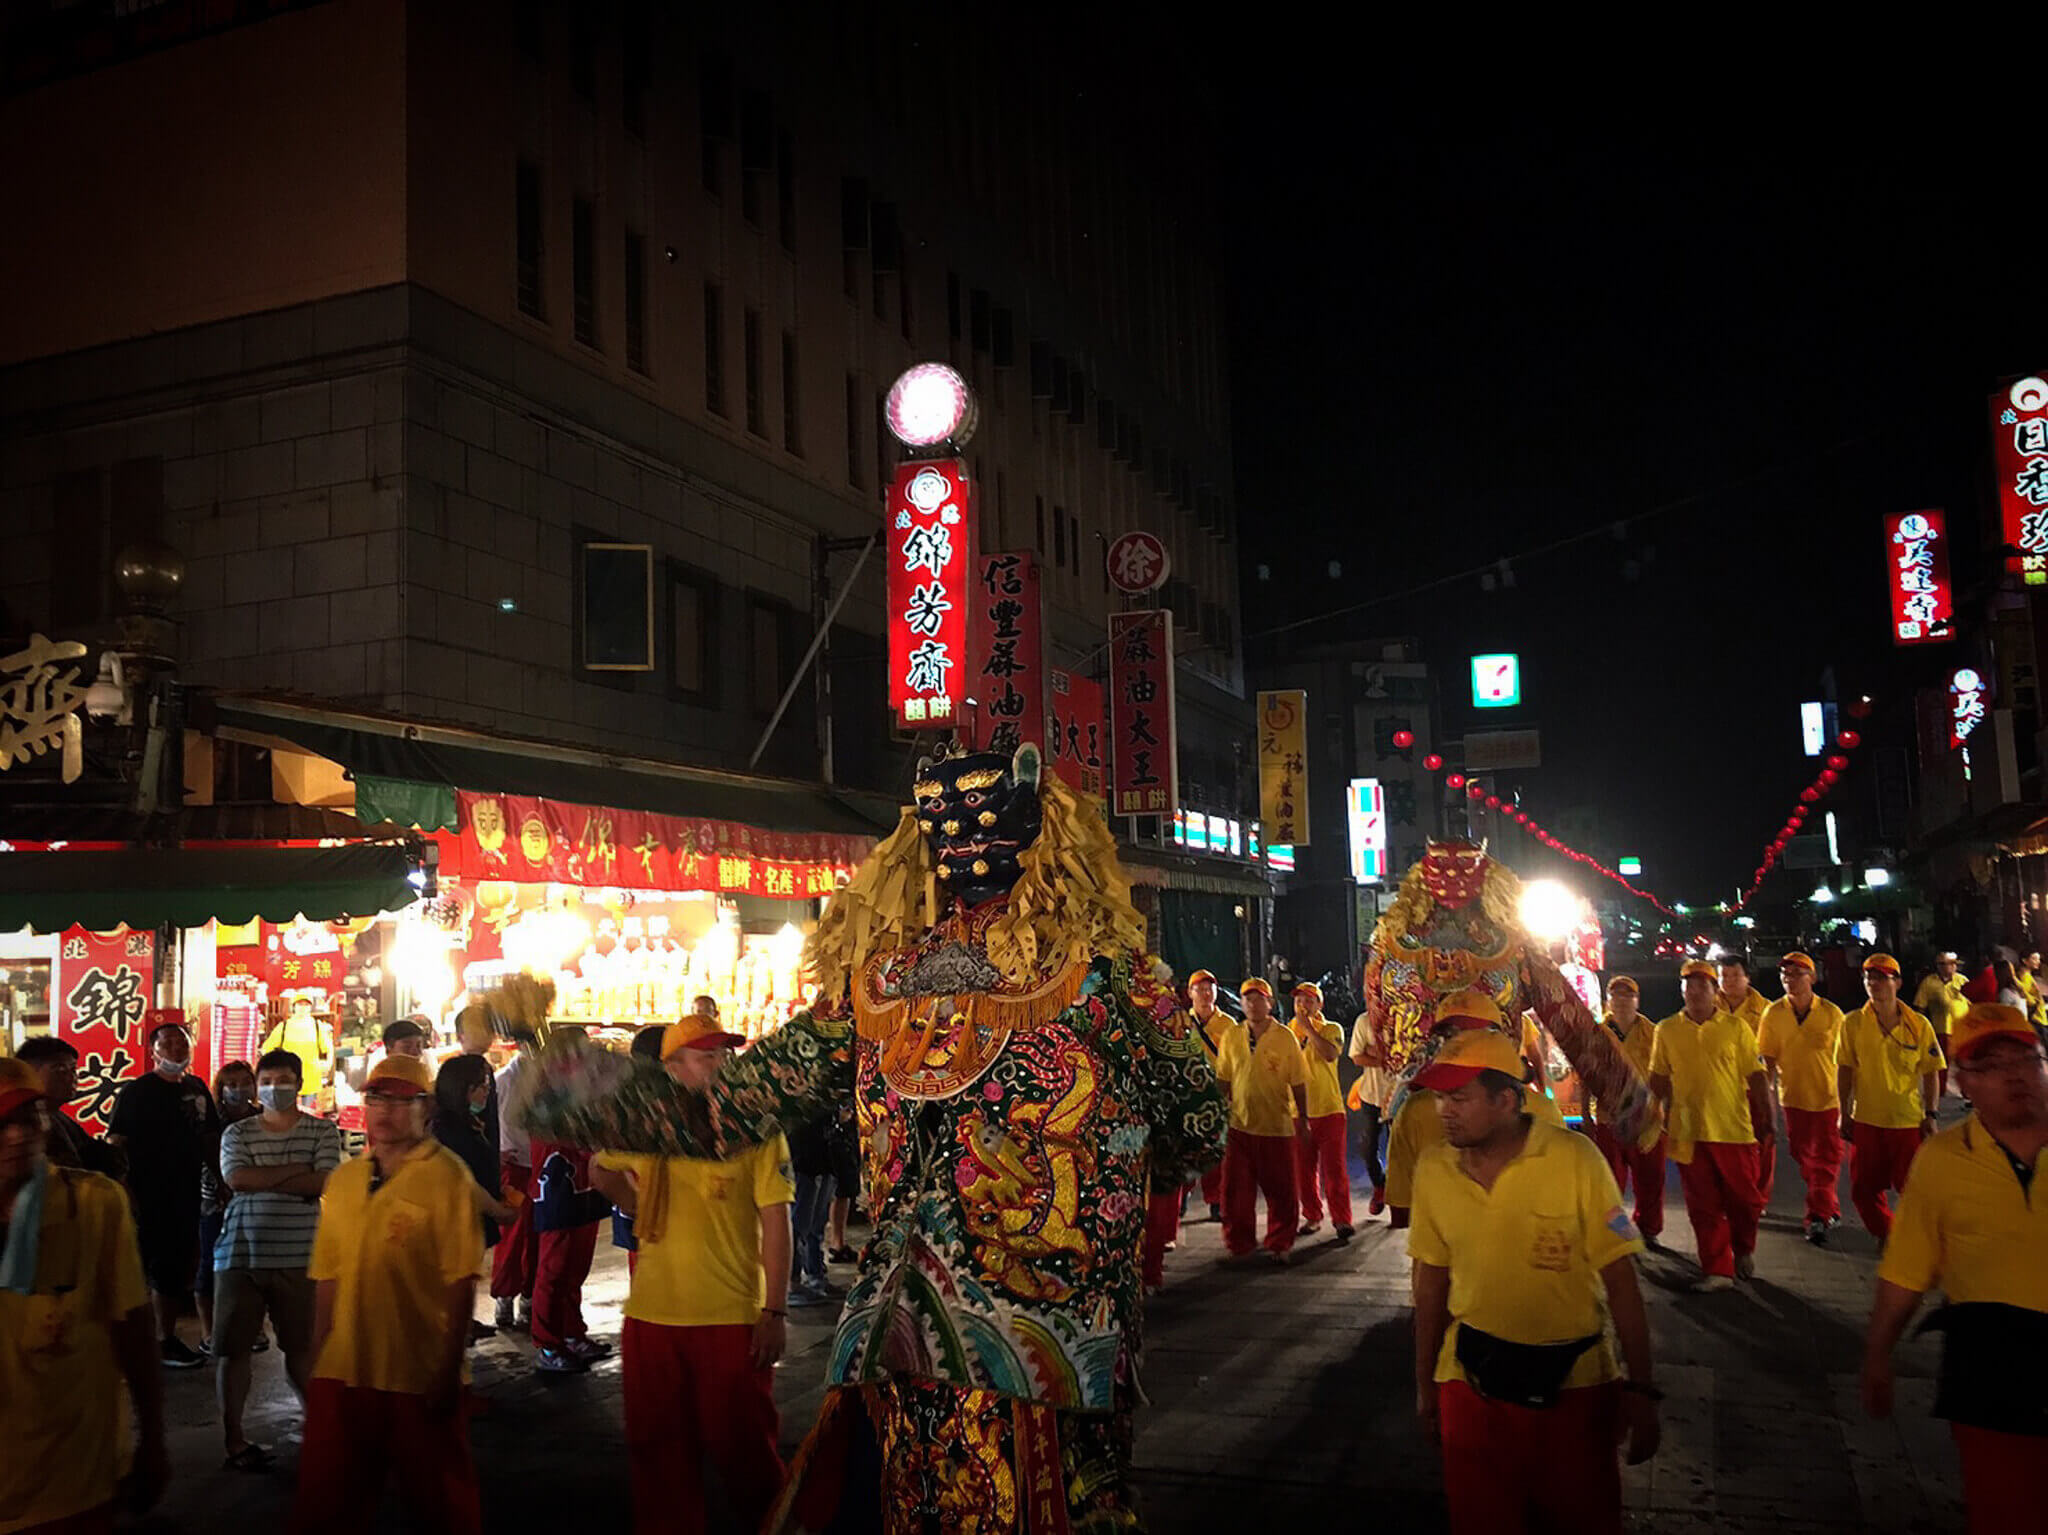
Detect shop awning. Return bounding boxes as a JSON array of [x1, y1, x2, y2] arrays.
[[0, 844, 418, 932], [1119, 845, 1276, 899]]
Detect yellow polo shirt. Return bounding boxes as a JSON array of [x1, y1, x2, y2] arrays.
[[1879, 1114, 2047, 1311], [1386, 1086, 1567, 1209], [1839, 1005, 1943, 1128], [1290, 1018, 1346, 1117], [1194, 1009, 1243, 1061], [597, 1138, 794, 1328], [1408, 1119, 1643, 1390], [307, 1140, 484, 1395], [1719, 989, 1768, 1036], [1590, 1014, 1655, 1127], [1912, 974, 1970, 1039], [1756, 995, 1847, 1112], [1649, 1010, 1761, 1162], [1215, 1023, 1308, 1137], [2, 1167, 147, 1535]]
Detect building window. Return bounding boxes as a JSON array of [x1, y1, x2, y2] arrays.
[[1034, 496, 1045, 556], [776, 129, 797, 255], [1070, 513, 1080, 575], [700, 57, 732, 199], [621, 2, 648, 137], [740, 90, 770, 227], [669, 565, 716, 700], [1053, 504, 1067, 568], [570, 12, 596, 104], [571, 198, 597, 347], [844, 373, 862, 487], [515, 161, 543, 318], [781, 331, 802, 454], [623, 229, 647, 373], [580, 542, 655, 671], [748, 596, 790, 717], [743, 308, 765, 436], [703, 282, 726, 415]]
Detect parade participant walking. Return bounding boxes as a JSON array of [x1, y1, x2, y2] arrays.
[[1346, 1007, 1396, 1217], [1408, 1028, 1659, 1535], [1718, 956, 1767, 1036], [212, 1049, 343, 1469], [588, 1017, 793, 1535], [1862, 1002, 2048, 1531], [1, 1056, 171, 1532], [1289, 981, 1352, 1241], [1187, 969, 1240, 1219], [107, 1016, 220, 1366], [1648, 959, 1771, 1290], [1589, 977, 1666, 1248], [1757, 952, 1847, 1244], [1838, 953, 1943, 1243], [1914, 952, 1970, 1099], [528, 1102, 611, 1373], [13, 1035, 125, 1178], [293, 1053, 484, 1535], [490, 1038, 536, 1332], [1215, 977, 1309, 1261]]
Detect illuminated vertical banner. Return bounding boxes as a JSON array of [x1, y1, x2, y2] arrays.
[[886, 459, 975, 729], [965, 551, 1043, 755], [1047, 668, 1107, 809], [1346, 778, 1388, 884], [1107, 610, 1176, 816], [1950, 667, 1987, 750], [54, 925, 154, 1132], [1257, 689, 1310, 846], [1885, 509, 1953, 644], [1993, 375, 2048, 585]]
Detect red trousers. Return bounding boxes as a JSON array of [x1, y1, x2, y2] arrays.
[[1223, 1128, 1298, 1256], [1142, 1188, 1181, 1286], [1590, 1126, 1666, 1239], [1953, 1422, 2048, 1535], [1199, 1159, 1224, 1209], [1850, 1122, 1923, 1239], [1757, 1129, 1777, 1203], [1295, 1112, 1351, 1228], [291, 1378, 480, 1535], [489, 1155, 536, 1299], [1783, 1107, 1843, 1222], [622, 1318, 782, 1535], [533, 1219, 598, 1350], [1677, 1141, 1764, 1277], [1439, 1379, 1622, 1535]]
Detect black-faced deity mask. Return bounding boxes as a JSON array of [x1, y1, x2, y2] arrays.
[[914, 745, 1044, 910]]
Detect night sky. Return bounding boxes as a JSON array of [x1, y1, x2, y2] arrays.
[[1222, 95, 2046, 904]]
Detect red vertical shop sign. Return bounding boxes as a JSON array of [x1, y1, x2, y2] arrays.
[[886, 458, 974, 729], [1047, 668, 1107, 809], [1993, 374, 2048, 584], [54, 925, 154, 1131], [1884, 509, 1953, 644], [1107, 610, 1176, 817], [965, 551, 1044, 755]]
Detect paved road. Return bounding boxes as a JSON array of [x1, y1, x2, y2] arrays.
[[134, 1108, 1965, 1533]]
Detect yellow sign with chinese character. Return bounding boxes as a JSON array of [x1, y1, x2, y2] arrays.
[[0, 633, 88, 783], [1257, 690, 1309, 847]]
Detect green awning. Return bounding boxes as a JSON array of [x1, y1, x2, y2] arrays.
[[354, 775, 458, 832], [0, 844, 419, 932]]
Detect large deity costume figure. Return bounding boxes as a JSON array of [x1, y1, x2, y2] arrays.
[[514, 746, 1226, 1533]]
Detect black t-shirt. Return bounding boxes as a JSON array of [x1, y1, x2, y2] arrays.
[[108, 1070, 219, 1207]]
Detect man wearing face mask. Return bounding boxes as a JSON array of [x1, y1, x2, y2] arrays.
[[107, 1015, 221, 1367], [210, 1048, 344, 1469]]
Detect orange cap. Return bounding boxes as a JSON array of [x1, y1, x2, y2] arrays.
[[1414, 1027, 1529, 1092], [1606, 975, 1639, 995], [662, 1016, 748, 1058], [364, 1054, 433, 1098], [1679, 958, 1718, 981], [1779, 951, 1816, 973], [1948, 1002, 2040, 1064], [1432, 988, 1505, 1031], [0, 1057, 47, 1121], [1186, 969, 1218, 987], [1240, 977, 1273, 997], [1862, 952, 1902, 977]]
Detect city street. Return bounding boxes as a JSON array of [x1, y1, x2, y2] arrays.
[[137, 1108, 1965, 1534]]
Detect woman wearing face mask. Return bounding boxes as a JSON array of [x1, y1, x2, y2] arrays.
[[433, 1053, 520, 1343], [196, 1061, 259, 1356]]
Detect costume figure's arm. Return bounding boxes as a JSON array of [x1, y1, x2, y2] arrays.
[[1521, 948, 1663, 1147], [1115, 956, 1229, 1185]]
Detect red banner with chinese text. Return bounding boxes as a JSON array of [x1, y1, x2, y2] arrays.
[[964, 551, 1044, 757], [54, 925, 154, 1132], [1994, 376, 2048, 584], [886, 458, 974, 729], [1047, 668, 1107, 810], [1885, 509, 1952, 645], [1107, 610, 1176, 817]]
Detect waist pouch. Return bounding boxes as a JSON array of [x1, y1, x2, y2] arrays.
[[1454, 1323, 1601, 1409], [1920, 1302, 2048, 1436]]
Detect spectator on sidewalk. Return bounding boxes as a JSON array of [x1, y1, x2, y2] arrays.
[[1757, 952, 1847, 1245], [490, 1038, 537, 1332], [1914, 952, 1971, 1099], [107, 1015, 220, 1367], [785, 1117, 838, 1307], [823, 1096, 862, 1265], [292, 1053, 483, 1535], [1345, 1006, 1395, 1218], [1408, 1028, 1659, 1535], [14, 1035, 125, 1179], [1648, 959, 1771, 1292], [1589, 976, 1666, 1249], [1863, 1002, 2048, 1531], [1839, 953, 1944, 1243], [212, 1048, 343, 1470], [1290, 981, 1352, 1242], [1214, 977, 1309, 1263], [1186, 970, 1240, 1220], [382, 1016, 429, 1060], [197, 1059, 259, 1358], [1, 1057, 171, 1530], [589, 1015, 792, 1535], [431, 1054, 520, 1343]]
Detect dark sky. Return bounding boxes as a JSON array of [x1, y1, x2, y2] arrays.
[[1221, 93, 2046, 904]]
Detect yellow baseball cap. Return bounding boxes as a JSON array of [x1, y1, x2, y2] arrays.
[[1779, 951, 1816, 973], [1679, 958, 1718, 981], [1433, 988, 1505, 1031], [1606, 975, 1639, 996], [1414, 1027, 1529, 1091], [1862, 952, 1902, 977], [1240, 977, 1273, 997], [1186, 969, 1218, 986], [661, 1016, 747, 1059], [1948, 1002, 2040, 1064], [365, 1054, 433, 1098], [0, 1057, 47, 1121], [1292, 981, 1322, 1001]]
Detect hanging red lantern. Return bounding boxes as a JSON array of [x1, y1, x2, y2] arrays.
[[1826, 753, 1849, 771], [1838, 728, 1863, 748], [1423, 753, 1444, 772], [1847, 698, 1873, 720], [1466, 783, 1485, 800], [1392, 729, 1415, 750], [1800, 787, 1820, 804], [1819, 768, 1839, 786], [1446, 773, 1466, 790], [1483, 794, 1501, 809]]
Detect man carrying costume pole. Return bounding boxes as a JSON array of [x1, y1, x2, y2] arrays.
[[1214, 978, 1310, 1263], [1186, 970, 1239, 1221], [1289, 981, 1352, 1242]]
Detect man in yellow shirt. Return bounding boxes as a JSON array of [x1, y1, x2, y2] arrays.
[[1862, 1003, 2048, 1527], [1289, 981, 1352, 1242], [1590, 976, 1666, 1247], [1717, 956, 1768, 1036], [1913, 951, 1970, 1100], [1186, 969, 1239, 1219], [293, 1053, 485, 1535], [1838, 952, 1944, 1243], [1409, 1027, 1659, 1534], [1648, 958, 1771, 1291], [1213, 977, 1309, 1262], [589, 1016, 793, 1535], [1757, 951, 1847, 1245], [1, 1057, 169, 1534]]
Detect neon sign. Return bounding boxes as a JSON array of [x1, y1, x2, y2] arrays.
[[1950, 668, 1987, 750], [1885, 509, 1952, 645]]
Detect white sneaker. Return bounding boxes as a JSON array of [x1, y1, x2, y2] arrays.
[[1693, 1274, 1735, 1293], [1734, 1254, 1756, 1281], [494, 1296, 516, 1330]]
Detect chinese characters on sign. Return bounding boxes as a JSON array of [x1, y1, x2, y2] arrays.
[[1470, 653, 1521, 708], [1257, 689, 1310, 847], [887, 459, 974, 729], [1047, 668, 1107, 809], [965, 552, 1045, 757], [0, 632, 89, 783], [1993, 376, 2048, 586], [1950, 667, 1987, 751], [1346, 778, 1388, 885], [1884, 509, 1953, 644], [1104, 531, 1171, 595], [1107, 610, 1177, 817], [55, 925, 153, 1132]]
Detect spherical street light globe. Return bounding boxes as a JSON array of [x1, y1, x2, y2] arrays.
[[1518, 878, 1581, 944], [885, 362, 978, 449]]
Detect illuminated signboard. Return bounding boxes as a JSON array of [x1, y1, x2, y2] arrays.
[[1267, 843, 1296, 874], [1993, 375, 2048, 585], [1618, 856, 1642, 877], [1885, 510, 1953, 644], [1471, 653, 1521, 709], [1346, 778, 1388, 885], [1257, 690, 1309, 845], [886, 459, 973, 730], [1950, 668, 1987, 750], [1108, 610, 1176, 816], [1800, 701, 1826, 757]]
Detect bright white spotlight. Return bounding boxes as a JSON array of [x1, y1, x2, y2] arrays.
[[1518, 879, 1580, 943], [1864, 868, 1891, 887]]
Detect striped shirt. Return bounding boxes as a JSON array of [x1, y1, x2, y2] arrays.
[[213, 1114, 345, 1271]]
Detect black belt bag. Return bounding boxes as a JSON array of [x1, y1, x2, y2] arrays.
[[1920, 1302, 2048, 1437], [1454, 1324, 1602, 1409]]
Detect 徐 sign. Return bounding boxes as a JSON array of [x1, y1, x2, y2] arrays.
[[1107, 610, 1176, 816], [965, 552, 1044, 757], [1993, 375, 2048, 586], [1105, 532, 1170, 595], [1257, 689, 1310, 847], [1471, 653, 1521, 709], [1885, 509, 1952, 645], [886, 459, 975, 729]]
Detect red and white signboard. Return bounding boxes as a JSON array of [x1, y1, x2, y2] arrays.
[[965, 551, 1045, 757], [1994, 375, 2048, 586], [54, 925, 154, 1132], [1885, 509, 1953, 645], [1951, 667, 1987, 750], [886, 459, 975, 729], [1107, 610, 1176, 816], [1105, 531, 1170, 595], [1047, 668, 1107, 808]]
